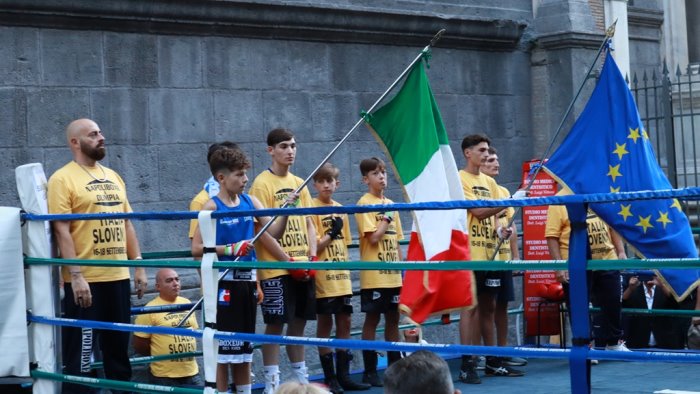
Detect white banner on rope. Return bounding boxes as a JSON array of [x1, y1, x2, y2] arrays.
[[16, 163, 60, 393], [198, 210, 219, 391], [0, 207, 30, 377]]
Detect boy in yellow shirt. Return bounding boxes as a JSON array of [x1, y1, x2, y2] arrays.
[[312, 163, 370, 393], [354, 157, 404, 387]]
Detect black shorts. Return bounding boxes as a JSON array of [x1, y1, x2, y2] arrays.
[[261, 275, 316, 324], [498, 270, 515, 302], [360, 287, 401, 313], [216, 280, 257, 363], [316, 295, 353, 315], [476, 270, 512, 298]]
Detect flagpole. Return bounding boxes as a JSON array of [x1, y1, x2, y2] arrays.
[[177, 29, 447, 326], [488, 20, 617, 261]]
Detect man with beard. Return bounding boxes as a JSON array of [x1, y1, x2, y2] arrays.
[[48, 118, 148, 393]]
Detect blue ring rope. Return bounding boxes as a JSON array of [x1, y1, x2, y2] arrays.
[[21, 188, 700, 222], [28, 315, 700, 364], [130, 303, 196, 315]]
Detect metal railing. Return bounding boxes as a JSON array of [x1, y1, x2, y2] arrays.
[[632, 63, 700, 229]]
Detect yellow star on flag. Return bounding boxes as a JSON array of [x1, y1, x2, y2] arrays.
[[607, 164, 622, 182], [610, 185, 620, 193], [656, 211, 672, 229], [628, 127, 641, 143], [671, 199, 682, 211], [612, 142, 629, 160], [635, 215, 653, 233], [618, 204, 633, 222], [642, 129, 649, 140]]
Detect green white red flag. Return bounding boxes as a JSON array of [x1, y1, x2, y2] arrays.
[[365, 58, 475, 323]]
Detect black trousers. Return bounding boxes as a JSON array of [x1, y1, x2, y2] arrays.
[[564, 270, 623, 346], [62, 279, 132, 394]]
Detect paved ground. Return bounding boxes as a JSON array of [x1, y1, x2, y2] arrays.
[[252, 355, 700, 393]]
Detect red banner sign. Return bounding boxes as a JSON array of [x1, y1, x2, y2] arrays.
[[521, 160, 561, 336]]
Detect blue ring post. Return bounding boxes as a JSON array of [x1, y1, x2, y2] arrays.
[[566, 202, 591, 393]]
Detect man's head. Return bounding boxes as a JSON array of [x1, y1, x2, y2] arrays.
[[266, 128, 296, 168], [209, 147, 251, 196], [461, 134, 491, 170], [66, 118, 105, 163], [482, 146, 500, 177], [155, 268, 181, 302], [384, 351, 460, 394]]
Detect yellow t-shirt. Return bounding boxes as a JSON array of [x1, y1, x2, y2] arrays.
[[459, 170, 501, 261], [134, 296, 199, 378], [47, 161, 131, 283], [311, 198, 352, 298], [355, 193, 404, 290], [494, 185, 514, 261], [188, 189, 210, 239], [249, 170, 314, 280], [545, 205, 617, 260]]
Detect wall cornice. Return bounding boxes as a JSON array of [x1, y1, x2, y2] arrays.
[[0, 0, 527, 50]]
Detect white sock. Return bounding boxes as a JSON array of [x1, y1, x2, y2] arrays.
[[263, 365, 280, 394], [291, 361, 309, 384], [236, 384, 252, 394]]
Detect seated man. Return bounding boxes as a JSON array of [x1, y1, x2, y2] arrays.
[[133, 269, 202, 387], [384, 350, 460, 394]]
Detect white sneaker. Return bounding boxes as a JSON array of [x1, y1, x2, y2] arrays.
[[605, 341, 631, 352], [476, 356, 486, 370]]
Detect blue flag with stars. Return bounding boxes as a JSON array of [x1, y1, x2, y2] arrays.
[[544, 51, 699, 301]]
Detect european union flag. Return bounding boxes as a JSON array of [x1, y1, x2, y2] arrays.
[[544, 51, 700, 301]]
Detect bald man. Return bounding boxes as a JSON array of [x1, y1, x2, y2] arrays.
[[134, 269, 201, 387], [47, 118, 147, 393]]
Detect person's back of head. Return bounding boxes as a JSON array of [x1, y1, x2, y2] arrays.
[[274, 382, 330, 394], [384, 350, 459, 394]]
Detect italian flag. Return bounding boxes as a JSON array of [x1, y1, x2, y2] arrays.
[[365, 58, 476, 324]]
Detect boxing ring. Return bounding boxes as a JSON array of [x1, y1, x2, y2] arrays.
[[8, 163, 700, 393]]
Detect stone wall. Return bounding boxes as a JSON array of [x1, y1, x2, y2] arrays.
[[0, 0, 533, 254], [0, 0, 672, 387]]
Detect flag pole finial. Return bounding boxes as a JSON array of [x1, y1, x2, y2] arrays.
[[605, 19, 618, 39], [430, 29, 446, 47]]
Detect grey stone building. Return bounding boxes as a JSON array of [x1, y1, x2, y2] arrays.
[[1, 0, 698, 388], [1, 0, 696, 249]]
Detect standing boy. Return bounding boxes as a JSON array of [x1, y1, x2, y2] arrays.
[[312, 163, 371, 393], [546, 189, 629, 352], [191, 146, 289, 394], [480, 147, 527, 369], [249, 128, 318, 394], [458, 134, 522, 384], [354, 157, 404, 387]]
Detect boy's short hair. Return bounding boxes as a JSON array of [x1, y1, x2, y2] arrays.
[[207, 141, 239, 162], [267, 128, 295, 147], [384, 350, 454, 394], [461, 134, 491, 151], [209, 147, 251, 176], [488, 146, 497, 155], [313, 162, 340, 182], [359, 157, 386, 176]]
